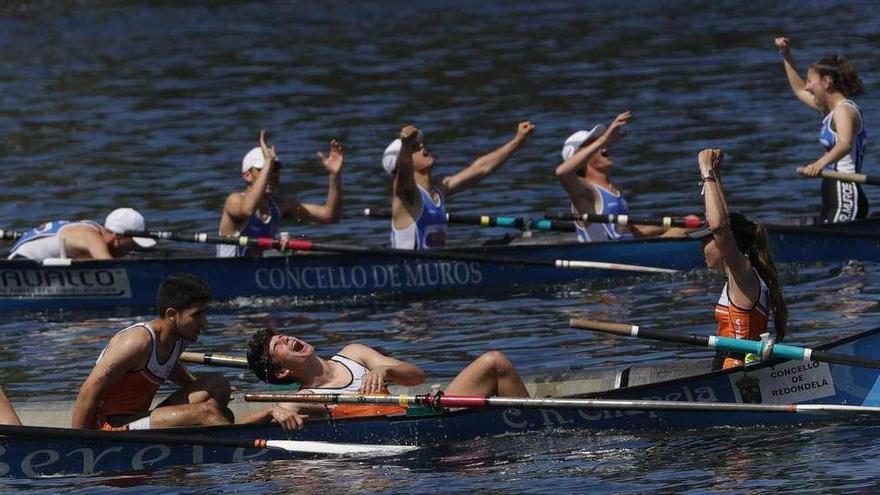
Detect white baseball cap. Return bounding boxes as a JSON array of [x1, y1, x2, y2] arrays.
[[104, 208, 157, 248], [561, 124, 607, 160], [382, 130, 423, 175], [242, 147, 277, 173]]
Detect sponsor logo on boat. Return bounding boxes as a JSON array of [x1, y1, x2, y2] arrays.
[[255, 260, 484, 291], [0, 269, 131, 298], [0, 443, 268, 477], [730, 360, 834, 404], [500, 385, 719, 428]]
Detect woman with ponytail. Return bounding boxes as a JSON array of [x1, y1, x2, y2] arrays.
[[775, 36, 869, 223], [691, 149, 788, 370]]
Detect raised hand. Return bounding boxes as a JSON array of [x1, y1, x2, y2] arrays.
[[698, 148, 724, 176], [317, 139, 344, 175], [606, 110, 632, 142], [259, 130, 277, 167], [399, 124, 421, 149], [515, 121, 535, 141], [774, 37, 790, 53]]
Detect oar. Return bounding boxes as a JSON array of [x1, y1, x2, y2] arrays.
[[244, 392, 880, 415], [0, 424, 416, 456], [544, 211, 705, 229], [569, 318, 880, 370], [362, 208, 575, 233], [796, 167, 880, 186], [180, 351, 249, 369], [124, 230, 679, 275], [0, 231, 25, 241]]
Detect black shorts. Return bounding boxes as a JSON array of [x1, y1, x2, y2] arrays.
[[821, 178, 869, 223]]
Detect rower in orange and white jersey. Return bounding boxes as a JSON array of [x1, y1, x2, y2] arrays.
[[239, 328, 529, 430], [71, 273, 233, 430], [689, 149, 788, 370]]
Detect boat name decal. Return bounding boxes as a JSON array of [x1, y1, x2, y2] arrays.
[[501, 385, 718, 428], [0, 268, 132, 299], [730, 360, 834, 404], [256, 260, 483, 291], [0, 442, 268, 477]]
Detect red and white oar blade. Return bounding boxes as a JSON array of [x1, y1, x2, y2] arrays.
[[265, 440, 418, 456]]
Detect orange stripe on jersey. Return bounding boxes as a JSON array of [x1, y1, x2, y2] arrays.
[[715, 271, 770, 369]]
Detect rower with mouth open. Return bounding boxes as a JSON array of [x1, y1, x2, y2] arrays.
[[240, 328, 529, 429]]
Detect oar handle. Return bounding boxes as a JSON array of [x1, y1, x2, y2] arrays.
[[569, 318, 638, 336], [180, 351, 249, 369], [363, 208, 575, 233], [543, 211, 705, 229], [0, 230, 26, 241], [796, 167, 880, 186]]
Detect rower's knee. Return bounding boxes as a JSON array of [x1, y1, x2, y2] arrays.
[[194, 373, 232, 405], [478, 351, 514, 375], [200, 398, 233, 425]]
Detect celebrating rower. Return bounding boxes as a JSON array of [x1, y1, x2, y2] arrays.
[[689, 149, 788, 370], [217, 130, 343, 257], [7, 207, 156, 261], [775, 37, 869, 222], [241, 328, 529, 429], [72, 273, 233, 430], [382, 122, 534, 249], [557, 111, 691, 242]]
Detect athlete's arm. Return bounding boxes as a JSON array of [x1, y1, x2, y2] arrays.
[[0, 387, 21, 426], [391, 125, 423, 230], [775, 37, 822, 111], [440, 121, 534, 198], [168, 361, 197, 387], [339, 343, 425, 393], [59, 226, 112, 260], [220, 131, 276, 235], [800, 104, 859, 177], [699, 149, 759, 307], [280, 140, 343, 223], [71, 330, 151, 429]]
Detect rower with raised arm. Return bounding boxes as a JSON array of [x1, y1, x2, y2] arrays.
[[217, 130, 343, 257], [7, 208, 156, 261], [556, 111, 693, 242], [382, 122, 534, 249], [775, 36, 869, 222], [689, 149, 788, 370], [72, 273, 233, 430], [240, 328, 529, 429]]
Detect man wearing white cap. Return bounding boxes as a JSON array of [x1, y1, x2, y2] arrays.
[[383, 121, 534, 249], [217, 130, 343, 257], [7, 208, 156, 261], [556, 111, 690, 242]]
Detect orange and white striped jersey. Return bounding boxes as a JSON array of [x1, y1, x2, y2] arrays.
[[715, 269, 769, 369]]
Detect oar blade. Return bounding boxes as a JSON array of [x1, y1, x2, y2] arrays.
[[265, 440, 418, 456]]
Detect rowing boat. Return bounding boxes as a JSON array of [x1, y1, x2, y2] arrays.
[[3, 325, 880, 477], [0, 218, 877, 312]]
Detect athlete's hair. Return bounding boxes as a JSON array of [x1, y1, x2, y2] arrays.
[[729, 213, 788, 341], [156, 273, 213, 317], [810, 54, 865, 98], [247, 327, 295, 384]]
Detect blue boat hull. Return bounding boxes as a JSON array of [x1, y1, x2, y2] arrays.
[[0, 220, 877, 312], [3, 326, 880, 477]]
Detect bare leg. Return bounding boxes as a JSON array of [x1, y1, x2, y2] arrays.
[[0, 387, 21, 426], [444, 351, 529, 398], [150, 374, 234, 427]]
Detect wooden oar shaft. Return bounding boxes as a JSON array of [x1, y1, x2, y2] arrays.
[[180, 351, 249, 369], [0, 231, 26, 241], [544, 211, 705, 229], [243, 392, 880, 415], [363, 208, 575, 232], [796, 167, 880, 186], [126, 231, 678, 274], [570, 318, 880, 370]]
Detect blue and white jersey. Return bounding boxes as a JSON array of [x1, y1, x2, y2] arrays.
[[217, 195, 282, 257], [8, 220, 101, 260], [819, 99, 867, 174], [390, 185, 447, 250], [574, 184, 634, 243]]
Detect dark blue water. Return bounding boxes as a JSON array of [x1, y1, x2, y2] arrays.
[[2, 1, 880, 492]]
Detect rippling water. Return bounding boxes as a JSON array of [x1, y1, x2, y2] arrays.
[[2, 0, 880, 493]]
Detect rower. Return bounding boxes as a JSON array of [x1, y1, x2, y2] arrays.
[[689, 149, 788, 370], [556, 110, 692, 242], [217, 130, 343, 257], [7, 207, 156, 261], [382, 122, 534, 249], [71, 273, 233, 430], [240, 328, 529, 430], [775, 36, 869, 222]]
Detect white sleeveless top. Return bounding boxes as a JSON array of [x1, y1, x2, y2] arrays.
[[299, 354, 371, 394]]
